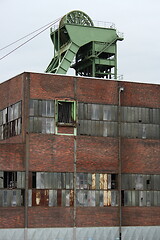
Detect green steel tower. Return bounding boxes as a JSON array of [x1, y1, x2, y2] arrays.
[[46, 10, 123, 79]]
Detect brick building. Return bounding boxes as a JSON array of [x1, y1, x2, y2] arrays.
[[0, 72, 160, 240]]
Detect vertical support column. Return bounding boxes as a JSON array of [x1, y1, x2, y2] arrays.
[[118, 84, 124, 240], [73, 77, 78, 240], [92, 42, 95, 77], [115, 44, 118, 79], [22, 73, 30, 240]]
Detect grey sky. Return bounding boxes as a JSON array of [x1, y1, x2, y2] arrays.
[[0, 0, 160, 84]]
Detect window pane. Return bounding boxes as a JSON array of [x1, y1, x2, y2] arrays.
[[0, 111, 2, 125], [29, 100, 38, 116], [58, 101, 73, 123]]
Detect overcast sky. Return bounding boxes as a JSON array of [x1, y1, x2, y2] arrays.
[[0, 0, 160, 84]]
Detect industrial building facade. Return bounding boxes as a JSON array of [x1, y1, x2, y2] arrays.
[[0, 72, 160, 240]]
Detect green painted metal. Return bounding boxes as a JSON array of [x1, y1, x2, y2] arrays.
[[55, 100, 77, 136], [46, 10, 123, 79]]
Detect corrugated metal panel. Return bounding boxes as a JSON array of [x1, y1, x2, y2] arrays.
[[0, 227, 159, 240]]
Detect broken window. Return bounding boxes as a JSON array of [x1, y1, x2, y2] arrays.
[[0, 101, 22, 140], [0, 189, 25, 207], [29, 99, 54, 134], [0, 171, 25, 207], [57, 101, 76, 125], [4, 172, 17, 188]]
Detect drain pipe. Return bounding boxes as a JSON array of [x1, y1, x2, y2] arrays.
[[118, 86, 124, 240]]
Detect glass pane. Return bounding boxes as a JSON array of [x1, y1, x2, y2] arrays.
[[111, 191, 118, 206], [76, 190, 84, 206], [91, 104, 99, 120], [29, 100, 38, 116], [88, 190, 95, 206], [0, 111, 2, 125], [2, 108, 7, 124]]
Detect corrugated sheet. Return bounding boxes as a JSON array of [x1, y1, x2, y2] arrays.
[[0, 227, 160, 240]]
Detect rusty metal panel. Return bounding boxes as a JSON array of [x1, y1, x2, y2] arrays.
[[57, 190, 62, 206], [57, 173, 62, 189], [92, 174, 96, 190], [104, 174, 108, 190], [100, 174, 104, 189]]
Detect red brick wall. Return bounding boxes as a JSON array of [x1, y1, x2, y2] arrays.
[[29, 134, 74, 172], [77, 77, 118, 104], [77, 136, 118, 172], [122, 139, 160, 174], [0, 143, 25, 171], [28, 207, 118, 228], [0, 74, 23, 110], [0, 207, 24, 228], [28, 207, 74, 227], [122, 207, 160, 226], [77, 207, 119, 227], [29, 73, 160, 109], [30, 73, 75, 100], [121, 81, 160, 108]]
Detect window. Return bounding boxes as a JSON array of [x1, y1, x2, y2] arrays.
[[29, 99, 54, 134], [4, 172, 17, 188], [121, 174, 160, 207], [57, 101, 76, 125], [0, 101, 22, 140], [0, 171, 25, 207], [29, 172, 118, 207]]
